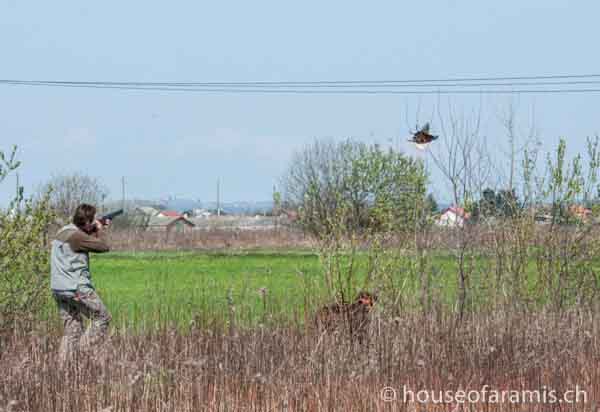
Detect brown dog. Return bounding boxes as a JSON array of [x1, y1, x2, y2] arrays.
[[314, 291, 377, 342]]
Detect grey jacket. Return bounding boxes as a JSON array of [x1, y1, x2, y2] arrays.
[[50, 223, 110, 292]]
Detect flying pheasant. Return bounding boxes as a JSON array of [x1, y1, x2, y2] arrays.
[[409, 122, 438, 145]]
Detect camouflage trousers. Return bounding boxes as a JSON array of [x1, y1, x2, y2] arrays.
[[53, 289, 112, 362]]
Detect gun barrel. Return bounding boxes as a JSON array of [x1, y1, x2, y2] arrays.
[[100, 209, 124, 222]]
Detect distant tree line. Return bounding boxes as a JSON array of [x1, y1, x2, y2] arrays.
[[471, 188, 520, 220]]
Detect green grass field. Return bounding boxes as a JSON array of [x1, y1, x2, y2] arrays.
[[91, 250, 327, 330], [62, 248, 591, 331], [82, 249, 473, 330]]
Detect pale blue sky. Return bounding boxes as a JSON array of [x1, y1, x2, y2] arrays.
[[1, 1, 598, 205]]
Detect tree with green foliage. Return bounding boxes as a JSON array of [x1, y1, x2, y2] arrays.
[[539, 139, 588, 225], [472, 187, 520, 221], [424, 193, 438, 214], [0, 146, 55, 334], [281, 139, 427, 238], [480, 188, 497, 216], [272, 187, 282, 216]]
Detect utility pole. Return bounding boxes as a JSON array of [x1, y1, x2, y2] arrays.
[[121, 176, 126, 210], [216, 178, 221, 217]]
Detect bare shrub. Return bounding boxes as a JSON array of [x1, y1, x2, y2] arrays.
[[38, 172, 109, 223], [107, 227, 313, 252]]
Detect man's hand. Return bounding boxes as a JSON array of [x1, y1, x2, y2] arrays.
[[94, 219, 111, 231]]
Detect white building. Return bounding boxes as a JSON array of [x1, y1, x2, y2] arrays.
[[135, 206, 159, 217], [436, 207, 470, 228]]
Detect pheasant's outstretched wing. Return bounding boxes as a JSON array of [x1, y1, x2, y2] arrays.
[[420, 122, 430, 134]]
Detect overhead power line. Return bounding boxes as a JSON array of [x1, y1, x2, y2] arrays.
[[6, 84, 600, 94], [5, 79, 600, 88], [2, 74, 600, 94], [4, 73, 600, 86]]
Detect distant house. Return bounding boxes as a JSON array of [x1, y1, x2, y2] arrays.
[[569, 205, 592, 221], [181, 208, 211, 219], [136, 206, 159, 217], [436, 206, 470, 228], [280, 209, 299, 222], [157, 210, 182, 218], [534, 214, 553, 224], [147, 215, 195, 233], [195, 209, 212, 218]]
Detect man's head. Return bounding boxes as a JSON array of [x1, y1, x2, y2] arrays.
[[73, 204, 97, 233]]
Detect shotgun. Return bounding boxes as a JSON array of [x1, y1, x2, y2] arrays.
[[98, 209, 124, 225]]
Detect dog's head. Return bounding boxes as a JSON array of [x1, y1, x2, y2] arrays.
[[355, 291, 377, 308]]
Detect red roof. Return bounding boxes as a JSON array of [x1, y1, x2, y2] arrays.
[[569, 205, 592, 219], [160, 210, 181, 217], [443, 206, 471, 219]]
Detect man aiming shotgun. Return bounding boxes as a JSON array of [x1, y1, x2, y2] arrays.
[[50, 204, 122, 361]]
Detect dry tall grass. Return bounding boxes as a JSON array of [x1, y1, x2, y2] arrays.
[[2, 309, 598, 411], [108, 228, 312, 252], [6, 217, 599, 411]]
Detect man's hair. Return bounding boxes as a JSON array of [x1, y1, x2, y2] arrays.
[[73, 204, 96, 228]]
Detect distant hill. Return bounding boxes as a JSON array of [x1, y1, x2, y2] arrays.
[[437, 203, 452, 212], [201, 200, 274, 215], [163, 198, 202, 213], [118, 197, 449, 216], [131, 198, 276, 215]]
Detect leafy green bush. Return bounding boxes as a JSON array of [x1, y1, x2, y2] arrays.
[[281, 139, 427, 237], [0, 146, 55, 333]]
